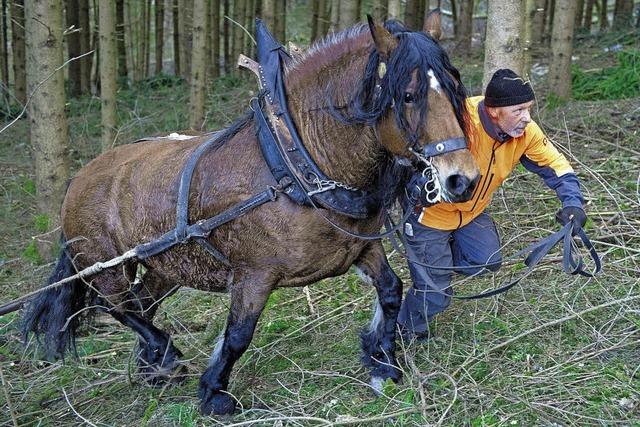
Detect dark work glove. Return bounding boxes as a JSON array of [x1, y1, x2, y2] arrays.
[[403, 173, 433, 213], [556, 206, 587, 229]]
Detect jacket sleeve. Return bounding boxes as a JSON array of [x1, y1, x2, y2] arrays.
[[519, 122, 584, 209]]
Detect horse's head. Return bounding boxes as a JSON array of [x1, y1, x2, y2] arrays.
[[345, 13, 480, 203]]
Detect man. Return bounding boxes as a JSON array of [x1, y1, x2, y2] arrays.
[[398, 69, 587, 341]]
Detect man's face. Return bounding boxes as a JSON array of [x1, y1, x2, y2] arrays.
[[486, 101, 534, 138]]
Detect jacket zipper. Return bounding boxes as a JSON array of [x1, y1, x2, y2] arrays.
[[469, 142, 499, 212], [480, 173, 494, 199]]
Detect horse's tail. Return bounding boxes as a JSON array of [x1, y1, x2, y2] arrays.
[[22, 234, 88, 359]]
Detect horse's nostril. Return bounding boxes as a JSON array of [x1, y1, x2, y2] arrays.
[[446, 174, 471, 197]]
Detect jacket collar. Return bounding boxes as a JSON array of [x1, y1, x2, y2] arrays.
[[478, 100, 512, 143]]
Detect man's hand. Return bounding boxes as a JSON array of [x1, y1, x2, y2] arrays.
[[557, 206, 587, 228]]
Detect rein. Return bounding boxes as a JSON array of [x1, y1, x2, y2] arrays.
[[386, 216, 602, 300]]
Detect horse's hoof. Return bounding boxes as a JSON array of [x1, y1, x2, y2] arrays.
[[200, 393, 236, 416], [136, 343, 184, 386]]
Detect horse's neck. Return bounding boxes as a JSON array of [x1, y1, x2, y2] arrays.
[[285, 42, 384, 189]]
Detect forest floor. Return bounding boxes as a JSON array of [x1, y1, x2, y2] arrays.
[[1, 27, 639, 427]]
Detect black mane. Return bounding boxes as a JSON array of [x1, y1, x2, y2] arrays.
[[332, 21, 468, 146]]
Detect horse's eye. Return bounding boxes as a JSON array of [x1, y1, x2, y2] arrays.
[[404, 92, 415, 104]]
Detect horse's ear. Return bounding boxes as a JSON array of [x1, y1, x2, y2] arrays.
[[367, 15, 397, 58], [423, 8, 442, 40]]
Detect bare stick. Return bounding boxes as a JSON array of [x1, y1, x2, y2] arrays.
[[453, 293, 640, 377]]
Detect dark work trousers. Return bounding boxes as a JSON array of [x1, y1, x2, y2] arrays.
[[397, 211, 503, 335]]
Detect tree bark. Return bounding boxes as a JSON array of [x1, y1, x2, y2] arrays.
[[371, 0, 384, 22], [262, 0, 275, 30], [179, 0, 193, 79], [318, 0, 329, 36], [548, 0, 577, 99], [482, 0, 523, 90], [338, 0, 358, 30], [24, 0, 69, 256], [575, 0, 584, 28], [612, 0, 632, 27], [583, 0, 595, 30], [65, 0, 83, 97], [222, 0, 230, 72], [1, 0, 9, 92], [189, 0, 206, 129], [310, 0, 319, 41], [11, 0, 27, 105], [274, 0, 285, 42], [404, 0, 420, 30], [209, 0, 219, 78], [456, 0, 473, 52], [387, 0, 400, 19], [143, 0, 151, 77], [99, 0, 117, 151], [531, 0, 546, 44], [173, 0, 180, 75], [78, 0, 91, 93], [231, 0, 245, 68], [599, 0, 608, 30], [523, 0, 536, 79], [155, 0, 165, 74], [329, 0, 339, 32]]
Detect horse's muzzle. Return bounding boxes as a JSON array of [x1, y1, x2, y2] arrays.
[[444, 173, 479, 202]]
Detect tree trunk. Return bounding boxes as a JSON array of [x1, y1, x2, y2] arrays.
[[1, 0, 9, 93], [371, 0, 384, 22], [310, 0, 319, 41], [451, 0, 458, 34], [531, 0, 546, 44], [78, 0, 91, 93], [262, 0, 275, 30], [583, 0, 595, 30], [575, 0, 584, 28], [92, 0, 100, 92], [179, 0, 193, 79], [209, 0, 219, 78], [144, 0, 151, 77], [456, 0, 473, 52], [318, 0, 329, 36], [155, 0, 165, 74], [523, 0, 536, 79], [404, 0, 420, 30], [11, 0, 27, 105], [338, 0, 358, 30], [189, 0, 207, 129], [99, 0, 117, 151], [612, 0, 632, 27], [65, 0, 82, 97], [274, 0, 285, 42], [599, 0, 608, 30], [173, 0, 180, 75], [231, 0, 245, 68], [548, 0, 577, 100], [25, 0, 69, 257], [482, 0, 523, 90], [387, 0, 400, 19], [544, 0, 555, 45], [329, 0, 339, 32], [116, 0, 128, 82], [222, 0, 230, 72]]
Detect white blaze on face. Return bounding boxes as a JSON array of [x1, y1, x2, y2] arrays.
[[427, 69, 441, 93]]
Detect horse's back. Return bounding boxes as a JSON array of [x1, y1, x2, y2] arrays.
[[62, 135, 211, 264]]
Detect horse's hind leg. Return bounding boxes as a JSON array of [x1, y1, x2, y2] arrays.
[[198, 274, 272, 416], [110, 268, 183, 385], [355, 243, 403, 393]]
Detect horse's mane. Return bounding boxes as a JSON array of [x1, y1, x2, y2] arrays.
[[332, 21, 468, 146]]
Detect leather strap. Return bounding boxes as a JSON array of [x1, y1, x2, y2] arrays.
[[419, 137, 467, 158]]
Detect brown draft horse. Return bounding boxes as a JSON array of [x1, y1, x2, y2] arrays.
[[23, 16, 479, 415]]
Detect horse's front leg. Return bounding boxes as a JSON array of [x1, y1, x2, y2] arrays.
[[355, 242, 403, 393], [198, 273, 272, 416]]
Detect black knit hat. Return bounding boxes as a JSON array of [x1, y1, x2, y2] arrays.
[[484, 69, 535, 107]]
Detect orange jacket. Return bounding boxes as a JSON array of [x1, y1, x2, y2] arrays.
[[418, 96, 583, 230]]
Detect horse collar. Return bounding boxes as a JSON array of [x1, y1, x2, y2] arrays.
[[248, 19, 380, 219]]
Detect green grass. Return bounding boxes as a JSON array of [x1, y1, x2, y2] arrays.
[[572, 50, 640, 100]]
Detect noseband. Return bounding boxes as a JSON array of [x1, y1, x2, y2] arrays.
[[409, 136, 467, 204]]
